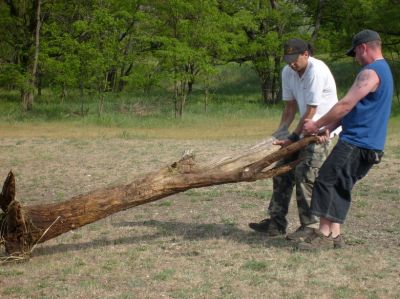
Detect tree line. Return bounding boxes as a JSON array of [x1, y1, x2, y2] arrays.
[[0, 0, 399, 116]]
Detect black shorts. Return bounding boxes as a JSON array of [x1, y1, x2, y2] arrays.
[[310, 140, 379, 223]]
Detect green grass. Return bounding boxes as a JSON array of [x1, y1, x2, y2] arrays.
[[242, 260, 271, 272], [153, 269, 176, 281], [1, 58, 399, 127], [0, 62, 278, 124]]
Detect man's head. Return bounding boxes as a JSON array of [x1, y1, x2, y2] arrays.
[[346, 29, 381, 57], [283, 38, 311, 73]]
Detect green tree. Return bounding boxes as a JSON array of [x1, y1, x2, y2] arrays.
[[297, 0, 400, 53], [0, 0, 42, 111], [299, 0, 400, 103], [145, 0, 233, 117], [41, 0, 145, 113], [220, 0, 307, 104]]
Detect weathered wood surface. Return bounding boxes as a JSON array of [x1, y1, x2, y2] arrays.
[[0, 134, 318, 255]]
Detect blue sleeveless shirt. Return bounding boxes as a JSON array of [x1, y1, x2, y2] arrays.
[[340, 59, 393, 150]]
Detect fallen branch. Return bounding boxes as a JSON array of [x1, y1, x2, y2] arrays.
[[0, 134, 318, 256]]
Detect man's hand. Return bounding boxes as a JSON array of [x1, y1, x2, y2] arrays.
[[303, 119, 319, 135], [273, 139, 293, 148], [316, 129, 330, 144]]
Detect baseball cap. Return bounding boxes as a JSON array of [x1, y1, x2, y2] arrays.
[[283, 38, 309, 63], [346, 29, 381, 57]]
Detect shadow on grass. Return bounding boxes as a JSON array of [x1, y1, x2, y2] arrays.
[[32, 219, 294, 257]]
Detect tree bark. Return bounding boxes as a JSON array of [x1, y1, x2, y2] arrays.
[[311, 0, 324, 43], [260, 76, 272, 104], [0, 134, 318, 256], [22, 0, 42, 111]]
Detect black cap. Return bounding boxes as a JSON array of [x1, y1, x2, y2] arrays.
[[283, 38, 309, 63], [346, 29, 381, 57]]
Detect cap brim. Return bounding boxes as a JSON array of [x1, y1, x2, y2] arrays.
[[346, 47, 355, 57], [283, 54, 300, 64]]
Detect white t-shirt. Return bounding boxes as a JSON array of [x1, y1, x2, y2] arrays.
[[282, 56, 338, 121]]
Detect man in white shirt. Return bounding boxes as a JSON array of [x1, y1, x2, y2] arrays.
[[249, 38, 340, 241]]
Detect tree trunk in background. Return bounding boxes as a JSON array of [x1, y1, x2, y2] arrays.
[[21, 91, 34, 111], [21, 0, 42, 111], [188, 81, 193, 95], [0, 135, 317, 256], [174, 80, 179, 118], [117, 63, 133, 92], [261, 77, 271, 104], [389, 49, 400, 104], [271, 56, 281, 103], [204, 86, 209, 113], [311, 0, 324, 43], [178, 80, 187, 118], [255, 54, 281, 105], [37, 68, 42, 96], [269, 0, 278, 9], [106, 68, 117, 92]]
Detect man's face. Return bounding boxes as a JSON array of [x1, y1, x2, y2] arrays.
[[288, 52, 309, 73], [354, 43, 367, 65]]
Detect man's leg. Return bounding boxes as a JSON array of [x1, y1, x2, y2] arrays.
[[297, 141, 375, 250], [267, 169, 295, 230], [298, 142, 331, 226], [320, 217, 340, 237], [249, 157, 296, 235], [286, 143, 330, 241]]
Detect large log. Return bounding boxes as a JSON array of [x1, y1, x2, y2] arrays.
[[0, 134, 318, 256]]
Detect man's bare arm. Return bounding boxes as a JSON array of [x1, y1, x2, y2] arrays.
[[303, 69, 380, 134], [293, 105, 317, 136], [274, 100, 297, 134]]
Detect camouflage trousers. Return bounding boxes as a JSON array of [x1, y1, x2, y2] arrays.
[[267, 141, 333, 230]]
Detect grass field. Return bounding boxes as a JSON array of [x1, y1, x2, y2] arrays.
[[0, 116, 399, 299]]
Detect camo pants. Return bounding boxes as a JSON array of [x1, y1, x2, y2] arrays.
[[267, 141, 333, 229]]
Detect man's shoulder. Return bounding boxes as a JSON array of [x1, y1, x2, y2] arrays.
[[306, 57, 333, 78], [364, 59, 391, 74], [282, 65, 295, 77], [282, 65, 292, 73], [308, 57, 329, 70]]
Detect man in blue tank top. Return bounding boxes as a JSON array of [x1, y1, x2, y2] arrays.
[[298, 29, 393, 250]]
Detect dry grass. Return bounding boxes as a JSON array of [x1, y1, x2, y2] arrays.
[[0, 120, 399, 299], [0, 117, 280, 140]]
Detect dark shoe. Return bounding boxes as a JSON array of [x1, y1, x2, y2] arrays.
[[296, 230, 333, 251], [248, 218, 286, 236], [332, 234, 345, 249], [286, 226, 316, 242]]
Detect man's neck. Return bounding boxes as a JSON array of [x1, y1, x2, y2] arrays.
[[297, 57, 310, 77], [365, 52, 384, 64], [297, 64, 308, 77]]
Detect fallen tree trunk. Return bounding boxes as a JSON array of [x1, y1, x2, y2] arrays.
[[0, 134, 317, 256]]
